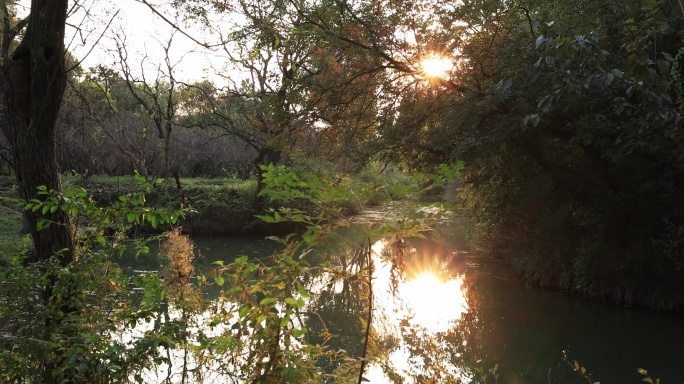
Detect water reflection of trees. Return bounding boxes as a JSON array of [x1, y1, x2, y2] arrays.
[[306, 234, 370, 377], [375, 236, 481, 383], [306, 231, 483, 383]]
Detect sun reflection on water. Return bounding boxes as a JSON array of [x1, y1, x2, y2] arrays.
[[399, 272, 468, 333], [366, 239, 471, 382], [372, 239, 468, 335]]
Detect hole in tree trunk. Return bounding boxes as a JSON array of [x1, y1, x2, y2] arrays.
[[42, 45, 54, 61], [10, 46, 30, 62]]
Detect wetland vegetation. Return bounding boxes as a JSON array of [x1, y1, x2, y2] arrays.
[[1, 0, 684, 382]]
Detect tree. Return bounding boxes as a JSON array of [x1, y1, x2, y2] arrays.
[[1, 0, 74, 264], [63, 64, 159, 176], [196, 0, 684, 309], [168, 0, 432, 205], [450, 0, 684, 307], [114, 30, 182, 177]]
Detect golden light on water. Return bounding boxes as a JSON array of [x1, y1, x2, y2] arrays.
[[420, 56, 453, 78], [399, 271, 468, 333], [367, 239, 471, 383], [372, 239, 468, 334]]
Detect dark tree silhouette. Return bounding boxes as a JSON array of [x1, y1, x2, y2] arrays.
[[1, 0, 74, 264]]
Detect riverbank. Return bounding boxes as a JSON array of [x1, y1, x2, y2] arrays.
[[0, 167, 421, 261], [0, 175, 306, 242], [5, 172, 680, 314]]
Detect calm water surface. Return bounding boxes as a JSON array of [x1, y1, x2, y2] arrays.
[[129, 232, 684, 383], [460, 259, 684, 383]]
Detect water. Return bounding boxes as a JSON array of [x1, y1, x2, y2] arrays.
[[121, 235, 282, 271], [463, 261, 684, 383], [362, 236, 684, 383], [126, 231, 684, 383]]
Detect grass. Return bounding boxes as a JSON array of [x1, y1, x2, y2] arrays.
[[0, 165, 423, 249], [0, 204, 24, 260], [0, 175, 23, 260]]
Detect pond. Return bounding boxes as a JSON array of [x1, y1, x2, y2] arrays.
[[122, 227, 684, 383]]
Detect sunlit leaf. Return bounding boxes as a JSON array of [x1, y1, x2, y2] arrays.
[[238, 305, 251, 318], [260, 297, 277, 306], [302, 230, 315, 244], [96, 234, 106, 246], [296, 282, 310, 299]]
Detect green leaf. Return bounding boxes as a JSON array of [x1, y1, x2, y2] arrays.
[[296, 282, 310, 299], [302, 230, 315, 244], [216, 276, 225, 286], [126, 212, 137, 223], [256, 214, 275, 223], [238, 305, 251, 318], [280, 366, 296, 380], [148, 214, 158, 229], [260, 297, 277, 306], [37, 218, 51, 230]]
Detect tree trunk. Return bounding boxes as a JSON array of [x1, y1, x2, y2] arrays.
[[1, 0, 74, 264]]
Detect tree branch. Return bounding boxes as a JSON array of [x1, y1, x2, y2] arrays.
[[67, 9, 120, 73], [137, 0, 220, 50]]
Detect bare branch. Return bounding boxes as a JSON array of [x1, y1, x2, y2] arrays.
[[137, 0, 221, 50], [67, 9, 120, 73]]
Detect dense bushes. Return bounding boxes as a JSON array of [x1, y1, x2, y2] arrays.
[[454, 2, 684, 311]]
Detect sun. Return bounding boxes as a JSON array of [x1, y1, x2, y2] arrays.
[[419, 56, 453, 78]]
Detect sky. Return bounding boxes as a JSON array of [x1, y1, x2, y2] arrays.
[[61, 0, 227, 83]]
